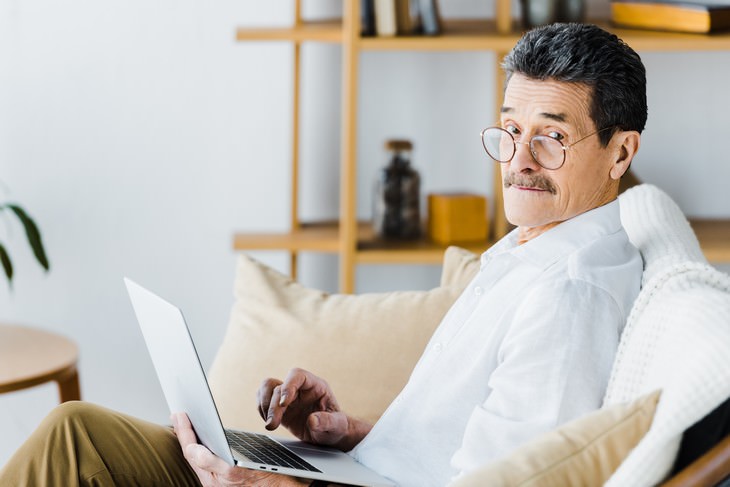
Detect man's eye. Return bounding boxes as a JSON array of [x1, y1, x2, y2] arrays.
[[547, 131, 564, 141], [505, 125, 520, 135]]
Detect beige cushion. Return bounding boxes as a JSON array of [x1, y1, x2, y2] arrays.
[[209, 246, 480, 435], [449, 390, 661, 487]]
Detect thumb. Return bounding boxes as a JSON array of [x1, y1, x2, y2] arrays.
[[307, 411, 348, 446]]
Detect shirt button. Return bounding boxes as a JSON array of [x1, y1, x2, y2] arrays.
[[433, 342, 443, 353], [474, 286, 483, 296]]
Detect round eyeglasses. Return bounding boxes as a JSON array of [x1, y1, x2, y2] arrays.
[[480, 126, 615, 170]]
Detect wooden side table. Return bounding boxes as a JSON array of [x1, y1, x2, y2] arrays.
[[0, 324, 80, 402]]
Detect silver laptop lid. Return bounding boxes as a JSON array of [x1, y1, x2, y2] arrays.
[[124, 277, 236, 465]]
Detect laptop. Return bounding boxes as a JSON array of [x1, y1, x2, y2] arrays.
[[124, 278, 394, 487]]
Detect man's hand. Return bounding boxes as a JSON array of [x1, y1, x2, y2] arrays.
[[257, 368, 372, 452], [171, 412, 308, 487]]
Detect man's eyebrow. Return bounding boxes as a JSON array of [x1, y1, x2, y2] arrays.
[[499, 107, 569, 123], [540, 112, 568, 123]]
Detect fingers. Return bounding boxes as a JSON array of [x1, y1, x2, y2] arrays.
[[257, 378, 283, 422], [185, 442, 276, 485], [265, 385, 284, 430], [307, 411, 349, 446], [257, 368, 341, 443], [259, 369, 322, 430], [184, 443, 231, 475], [171, 413, 227, 473], [278, 368, 317, 407], [171, 412, 198, 449], [172, 413, 235, 484], [172, 413, 297, 485]]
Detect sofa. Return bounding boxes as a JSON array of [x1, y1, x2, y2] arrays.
[[208, 184, 730, 486]]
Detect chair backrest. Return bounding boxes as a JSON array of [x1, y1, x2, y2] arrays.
[[603, 184, 730, 486]]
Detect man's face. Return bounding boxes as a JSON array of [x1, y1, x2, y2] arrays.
[[500, 74, 620, 231]]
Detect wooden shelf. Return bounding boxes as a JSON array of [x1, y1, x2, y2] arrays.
[[607, 25, 730, 51], [233, 222, 341, 252], [690, 219, 730, 263], [236, 19, 343, 43], [236, 18, 730, 51], [234, 218, 730, 264], [359, 19, 521, 51], [355, 223, 492, 264], [234, 221, 491, 264]]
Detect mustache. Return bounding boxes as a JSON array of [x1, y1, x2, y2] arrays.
[[503, 173, 557, 194]]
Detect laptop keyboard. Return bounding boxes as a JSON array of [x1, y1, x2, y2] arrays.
[[225, 430, 322, 473]]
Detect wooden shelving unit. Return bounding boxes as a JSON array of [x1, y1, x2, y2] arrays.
[[233, 1, 730, 292]]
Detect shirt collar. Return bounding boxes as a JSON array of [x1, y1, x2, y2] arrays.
[[481, 199, 623, 270]]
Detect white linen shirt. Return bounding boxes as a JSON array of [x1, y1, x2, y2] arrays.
[[350, 200, 642, 487]]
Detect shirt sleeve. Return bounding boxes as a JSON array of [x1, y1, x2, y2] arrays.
[[450, 277, 624, 476]]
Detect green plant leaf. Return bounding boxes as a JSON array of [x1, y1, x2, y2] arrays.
[[7, 204, 50, 271], [0, 242, 13, 282]]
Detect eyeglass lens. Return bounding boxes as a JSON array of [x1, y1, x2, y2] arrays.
[[481, 127, 565, 170]]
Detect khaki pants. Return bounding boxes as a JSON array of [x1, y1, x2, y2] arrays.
[[0, 401, 201, 486]]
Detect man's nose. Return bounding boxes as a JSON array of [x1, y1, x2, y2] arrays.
[[509, 140, 541, 172]]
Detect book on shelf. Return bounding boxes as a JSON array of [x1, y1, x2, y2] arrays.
[[395, 0, 423, 35], [368, 0, 441, 37], [361, 0, 376, 36], [374, 0, 397, 36], [611, 0, 730, 33], [417, 0, 442, 35]]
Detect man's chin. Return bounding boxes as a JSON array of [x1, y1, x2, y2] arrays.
[[504, 212, 553, 229]]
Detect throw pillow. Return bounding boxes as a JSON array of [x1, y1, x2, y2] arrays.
[[208, 246, 480, 436], [449, 389, 661, 487]]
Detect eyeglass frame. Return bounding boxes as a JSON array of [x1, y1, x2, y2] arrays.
[[480, 125, 617, 170]]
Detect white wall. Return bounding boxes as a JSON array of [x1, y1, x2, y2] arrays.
[[1, 0, 729, 467]]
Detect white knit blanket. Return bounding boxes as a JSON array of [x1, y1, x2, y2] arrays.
[[604, 184, 730, 486]]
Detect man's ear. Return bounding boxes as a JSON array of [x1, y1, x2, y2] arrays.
[[610, 131, 641, 180]]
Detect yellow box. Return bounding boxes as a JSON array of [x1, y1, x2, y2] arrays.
[[427, 193, 489, 245]]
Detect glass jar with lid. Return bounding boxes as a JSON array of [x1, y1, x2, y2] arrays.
[[372, 139, 421, 239]]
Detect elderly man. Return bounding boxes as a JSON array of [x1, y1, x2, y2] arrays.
[[0, 22, 645, 487]]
